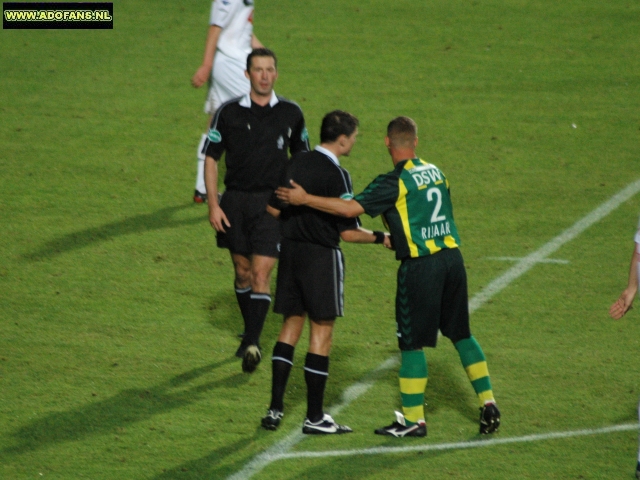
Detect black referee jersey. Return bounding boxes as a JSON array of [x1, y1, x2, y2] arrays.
[[270, 147, 360, 249], [204, 93, 310, 192]]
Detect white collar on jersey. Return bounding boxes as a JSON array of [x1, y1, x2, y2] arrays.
[[239, 91, 279, 108], [315, 145, 340, 166]]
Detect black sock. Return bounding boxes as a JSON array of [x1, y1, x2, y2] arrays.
[[235, 286, 252, 333], [304, 353, 329, 423], [244, 293, 271, 345], [269, 342, 295, 411]]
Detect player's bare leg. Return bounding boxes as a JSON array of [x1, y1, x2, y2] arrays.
[[308, 319, 334, 356], [278, 315, 305, 346]]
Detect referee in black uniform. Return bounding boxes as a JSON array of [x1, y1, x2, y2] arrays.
[[203, 48, 310, 373], [261, 110, 391, 434]]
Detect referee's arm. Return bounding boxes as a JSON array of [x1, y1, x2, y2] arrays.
[[204, 155, 230, 232], [275, 180, 364, 218]]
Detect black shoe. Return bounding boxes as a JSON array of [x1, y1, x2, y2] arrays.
[[235, 342, 247, 358], [479, 403, 501, 434], [302, 414, 352, 435], [261, 409, 283, 431], [635, 461, 640, 479], [374, 411, 426, 437], [242, 345, 261, 373], [193, 189, 207, 203]]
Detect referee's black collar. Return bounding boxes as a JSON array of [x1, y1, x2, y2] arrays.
[[315, 145, 340, 167], [239, 91, 279, 108]]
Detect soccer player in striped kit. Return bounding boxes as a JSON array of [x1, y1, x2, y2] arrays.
[[276, 116, 501, 437]]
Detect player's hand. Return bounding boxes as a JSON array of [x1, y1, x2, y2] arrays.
[[382, 234, 394, 250], [209, 204, 231, 232], [609, 289, 635, 319], [191, 65, 210, 88], [275, 180, 308, 206]]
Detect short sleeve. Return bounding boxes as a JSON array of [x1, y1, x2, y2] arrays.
[[354, 173, 399, 218], [209, 0, 236, 28], [204, 110, 227, 161], [289, 109, 310, 155]]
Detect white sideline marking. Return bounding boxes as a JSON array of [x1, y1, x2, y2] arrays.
[[486, 256, 570, 265], [228, 178, 640, 480], [270, 423, 639, 461]]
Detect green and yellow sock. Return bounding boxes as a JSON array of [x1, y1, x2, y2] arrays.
[[399, 349, 428, 425], [455, 336, 495, 406]]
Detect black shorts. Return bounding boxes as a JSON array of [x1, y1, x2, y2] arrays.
[[274, 238, 345, 320], [216, 190, 280, 258], [396, 248, 471, 350]]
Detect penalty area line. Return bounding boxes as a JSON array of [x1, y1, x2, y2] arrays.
[[270, 423, 639, 461]]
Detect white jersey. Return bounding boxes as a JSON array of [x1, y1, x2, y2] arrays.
[[210, 0, 254, 61], [635, 215, 640, 250]]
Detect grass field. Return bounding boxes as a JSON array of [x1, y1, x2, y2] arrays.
[[1, 0, 640, 478]]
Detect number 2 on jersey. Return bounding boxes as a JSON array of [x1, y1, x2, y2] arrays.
[[427, 187, 446, 223]]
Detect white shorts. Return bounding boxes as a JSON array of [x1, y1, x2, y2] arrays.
[[204, 51, 250, 115]]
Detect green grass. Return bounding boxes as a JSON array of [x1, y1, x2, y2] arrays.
[[1, 0, 640, 478]]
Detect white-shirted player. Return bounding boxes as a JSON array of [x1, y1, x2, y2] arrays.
[[608, 216, 640, 479], [191, 0, 264, 203]]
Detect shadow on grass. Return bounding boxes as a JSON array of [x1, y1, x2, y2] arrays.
[[426, 358, 479, 424], [0, 358, 241, 458], [148, 347, 459, 479], [151, 435, 266, 480], [23, 203, 206, 261]]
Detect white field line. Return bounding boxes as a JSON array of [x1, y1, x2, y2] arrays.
[[270, 423, 639, 461], [486, 256, 570, 265], [228, 178, 640, 480], [226, 357, 400, 480]]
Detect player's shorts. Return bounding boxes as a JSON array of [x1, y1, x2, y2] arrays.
[[204, 51, 250, 115], [395, 248, 471, 350], [216, 190, 280, 258], [274, 238, 345, 320]]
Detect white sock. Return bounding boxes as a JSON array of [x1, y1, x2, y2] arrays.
[[195, 133, 207, 194]]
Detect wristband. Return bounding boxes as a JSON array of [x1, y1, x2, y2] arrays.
[[373, 231, 385, 244]]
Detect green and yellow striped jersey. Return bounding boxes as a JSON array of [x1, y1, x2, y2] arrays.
[[354, 158, 460, 260]]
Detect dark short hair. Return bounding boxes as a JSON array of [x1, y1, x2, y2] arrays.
[[320, 110, 359, 143], [246, 48, 278, 72], [387, 116, 418, 148]]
